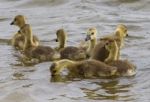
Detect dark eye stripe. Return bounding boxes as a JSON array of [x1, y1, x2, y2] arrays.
[[91, 32, 94, 35]]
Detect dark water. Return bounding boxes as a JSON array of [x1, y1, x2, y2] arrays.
[[0, 0, 150, 102]]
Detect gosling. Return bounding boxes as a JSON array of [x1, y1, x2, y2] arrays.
[[105, 39, 136, 77], [19, 24, 59, 63], [85, 27, 97, 57], [50, 59, 117, 78], [55, 29, 86, 60], [100, 24, 128, 48], [10, 15, 39, 50]]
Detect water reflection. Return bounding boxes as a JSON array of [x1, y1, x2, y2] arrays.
[[50, 74, 83, 82], [50, 74, 136, 101], [81, 79, 135, 101], [117, 0, 140, 3]]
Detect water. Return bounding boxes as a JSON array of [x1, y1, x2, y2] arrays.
[[0, 0, 150, 102]]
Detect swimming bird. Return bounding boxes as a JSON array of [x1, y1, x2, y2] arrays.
[[100, 24, 128, 48], [104, 39, 136, 77], [50, 59, 117, 78], [10, 15, 39, 50], [55, 29, 86, 60], [19, 24, 59, 63], [85, 27, 97, 57]]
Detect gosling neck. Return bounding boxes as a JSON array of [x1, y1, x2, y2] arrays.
[[105, 42, 119, 63], [57, 59, 75, 72], [115, 30, 125, 48], [87, 38, 97, 55], [58, 33, 67, 50], [23, 29, 36, 51]]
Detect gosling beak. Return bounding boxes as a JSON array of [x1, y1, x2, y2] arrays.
[[51, 70, 58, 76], [85, 35, 91, 41], [126, 33, 129, 37], [51, 73, 55, 76], [55, 38, 58, 42], [10, 21, 14, 25]]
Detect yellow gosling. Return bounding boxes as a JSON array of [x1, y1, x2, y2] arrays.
[[55, 29, 86, 61], [10, 15, 39, 50], [116, 24, 128, 37], [105, 39, 119, 63], [85, 27, 97, 57], [79, 27, 98, 51], [105, 40, 136, 77], [100, 24, 128, 48], [50, 59, 117, 78], [19, 24, 59, 63]]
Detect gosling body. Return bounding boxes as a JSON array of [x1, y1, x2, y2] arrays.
[[19, 24, 59, 63], [55, 29, 86, 60], [91, 40, 109, 62], [105, 40, 136, 77], [50, 59, 117, 78]]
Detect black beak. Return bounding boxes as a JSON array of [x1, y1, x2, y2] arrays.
[[126, 33, 129, 37], [10, 21, 14, 25], [55, 39, 58, 42], [51, 70, 57, 76], [51, 74, 55, 77], [85, 35, 91, 41]]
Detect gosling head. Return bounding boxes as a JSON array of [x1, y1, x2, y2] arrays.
[[50, 62, 61, 76], [115, 24, 128, 37], [105, 40, 117, 51], [10, 15, 26, 28], [55, 29, 67, 42], [85, 27, 97, 41]]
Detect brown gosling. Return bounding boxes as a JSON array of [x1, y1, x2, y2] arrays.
[[50, 59, 117, 78], [19, 24, 59, 63], [90, 40, 109, 62], [55, 29, 86, 61], [10, 15, 39, 50], [105, 40, 136, 77]]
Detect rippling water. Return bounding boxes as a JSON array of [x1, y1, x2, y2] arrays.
[[0, 0, 150, 102]]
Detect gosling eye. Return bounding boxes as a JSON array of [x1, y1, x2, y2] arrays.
[[91, 32, 94, 35], [126, 33, 129, 37], [18, 30, 21, 33], [105, 42, 109, 46]]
